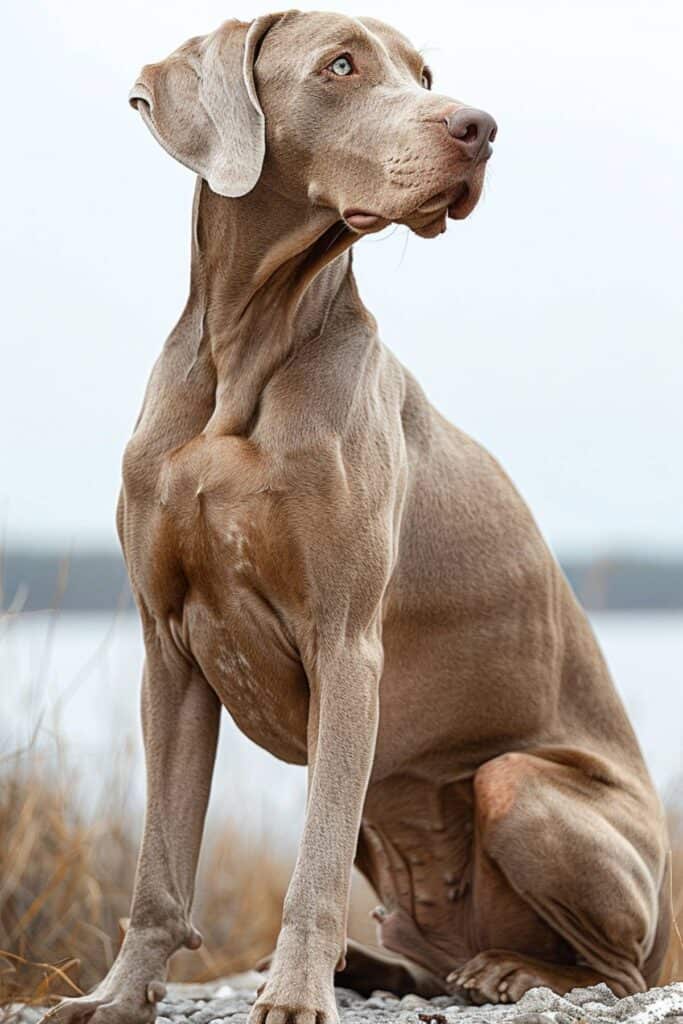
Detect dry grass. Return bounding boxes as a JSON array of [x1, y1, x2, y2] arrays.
[[0, 748, 292, 1007], [0, 752, 135, 1004]]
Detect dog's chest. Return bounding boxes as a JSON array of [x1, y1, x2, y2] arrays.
[[183, 586, 310, 765], [122, 432, 311, 763]]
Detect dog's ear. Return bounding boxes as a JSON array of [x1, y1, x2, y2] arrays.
[[129, 16, 279, 198]]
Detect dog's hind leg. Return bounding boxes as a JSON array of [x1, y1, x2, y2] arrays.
[[335, 940, 445, 998], [43, 636, 221, 1024], [451, 751, 669, 1005]]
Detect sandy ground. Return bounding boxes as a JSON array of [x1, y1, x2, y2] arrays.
[[8, 974, 683, 1024]]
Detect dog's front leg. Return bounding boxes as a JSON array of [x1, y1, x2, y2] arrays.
[[250, 641, 381, 1024], [45, 644, 220, 1024]]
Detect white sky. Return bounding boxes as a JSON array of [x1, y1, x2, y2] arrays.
[[1, 0, 681, 556]]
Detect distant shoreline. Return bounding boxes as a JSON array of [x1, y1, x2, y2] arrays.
[[2, 549, 683, 613]]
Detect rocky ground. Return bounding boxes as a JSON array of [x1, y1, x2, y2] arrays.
[[6, 974, 683, 1024]]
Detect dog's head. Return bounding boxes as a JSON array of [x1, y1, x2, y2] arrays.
[[131, 11, 496, 239]]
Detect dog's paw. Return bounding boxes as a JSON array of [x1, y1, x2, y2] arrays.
[[248, 974, 338, 1024], [448, 951, 611, 1006], [447, 950, 543, 1005], [41, 983, 166, 1024]]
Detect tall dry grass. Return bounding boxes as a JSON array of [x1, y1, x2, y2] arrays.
[[0, 746, 292, 1007]]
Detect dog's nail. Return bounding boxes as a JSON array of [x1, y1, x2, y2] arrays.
[[371, 904, 387, 921], [146, 982, 166, 1004], [185, 925, 203, 949]]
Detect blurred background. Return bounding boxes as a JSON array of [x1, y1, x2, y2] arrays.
[[1, 0, 681, 1007]]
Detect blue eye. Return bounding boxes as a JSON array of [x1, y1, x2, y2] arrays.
[[329, 56, 353, 76]]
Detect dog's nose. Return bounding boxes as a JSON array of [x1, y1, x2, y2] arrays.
[[445, 107, 497, 162]]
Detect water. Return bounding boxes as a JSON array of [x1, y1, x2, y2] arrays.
[[1, 610, 681, 835]]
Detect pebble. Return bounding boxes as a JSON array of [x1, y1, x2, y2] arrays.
[[10, 978, 683, 1024], [399, 995, 430, 1010]]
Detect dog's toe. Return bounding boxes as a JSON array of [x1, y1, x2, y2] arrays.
[[449, 950, 534, 1005]]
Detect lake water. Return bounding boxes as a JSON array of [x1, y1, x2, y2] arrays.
[[1, 610, 681, 838]]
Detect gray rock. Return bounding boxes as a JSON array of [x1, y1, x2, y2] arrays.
[[336, 990, 366, 1009], [564, 983, 619, 1008], [398, 995, 430, 1010], [189, 1007, 229, 1024], [14, 978, 683, 1024]]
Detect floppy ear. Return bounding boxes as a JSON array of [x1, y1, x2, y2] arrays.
[[129, 15, 279, 198]]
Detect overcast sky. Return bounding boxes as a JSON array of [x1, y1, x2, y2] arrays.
[[1, 0, 681, 557]]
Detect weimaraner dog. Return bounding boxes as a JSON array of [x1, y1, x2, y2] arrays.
[[49, 10, 670, 1024]]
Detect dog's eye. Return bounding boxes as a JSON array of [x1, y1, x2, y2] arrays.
[[421, 67, 433, 90], [328, 55, 354, 77]]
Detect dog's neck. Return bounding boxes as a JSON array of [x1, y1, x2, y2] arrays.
[[190, 179, 359, 436]]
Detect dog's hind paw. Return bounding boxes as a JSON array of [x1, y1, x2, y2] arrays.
[[447, 949, 608, 1005]]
